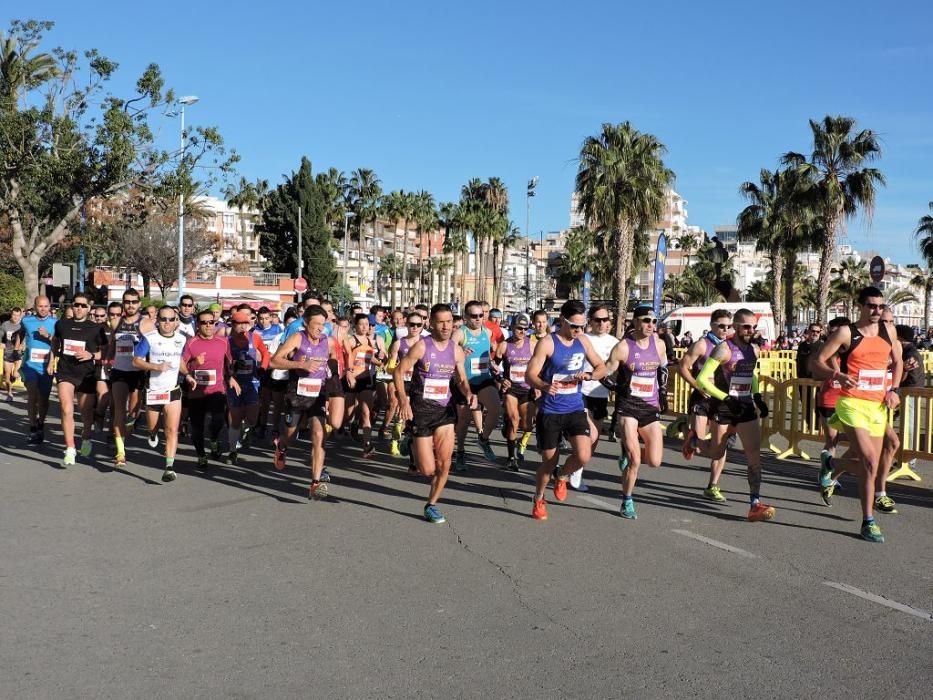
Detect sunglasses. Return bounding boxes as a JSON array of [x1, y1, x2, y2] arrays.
[[712, 323, 729, 330], [180, 302, 194, 307], [563, 319, 586, 330], [737, 323, 757, 331], [123, 300, 140, 304], [468, 313, 484, 319], [73, 303, 89, 308], [408, 322, 423, 328], [514, 326, 529, 332], [864, 303, 886, 311], [638, 317, 657, 324], [592, 316, 611, 322], [158, 317, 177, 322], [197, 320, 213, 325]]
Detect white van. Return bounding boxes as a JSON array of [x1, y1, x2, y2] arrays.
[[661, 303, 775, 343]]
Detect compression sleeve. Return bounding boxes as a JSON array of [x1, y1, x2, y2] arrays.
[[696, 358, 727, 401], [752, 373, 760, 395]]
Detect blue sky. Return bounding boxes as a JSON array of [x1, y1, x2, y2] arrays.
[[26, 0, 933, 264]]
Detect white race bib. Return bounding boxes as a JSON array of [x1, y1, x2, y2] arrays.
[[146, 389, 172, 405], [29, 348, 50, 364], [62, 339, 86, 357], [509, 364, 527, 384], [297, 377, 322, 398], [728, 376, 752, 398], [423, 377, 450, 402], [194, 369, 217, 386], [551, 373, 579, 395], [116, 335, 135, 357], [856, 369, 886, 392], [631, 376, 655, 399], [470, 357, 489, 374]]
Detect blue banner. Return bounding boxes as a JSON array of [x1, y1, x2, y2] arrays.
[[652, 233, 667, 317], [582, 270, 591, 308]]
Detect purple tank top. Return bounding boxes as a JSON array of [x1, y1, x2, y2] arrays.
[[692, 337, 715, 374], [411, 335, 456, 406], [504, 336, 533, 390], [716, 338, 756, 404], [625, 337, 661, 409], [293, 330, 330, 380]]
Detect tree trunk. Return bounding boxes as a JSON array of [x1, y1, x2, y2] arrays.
[[21, 263, 39, 307], [141, 271, 152, 300], [613, 225, 633, 338], [769, 249, 784, 335], [498, 243, 508, 308], [400, 219, 410, 307], [816, 211, 839, 326], [783, 253, 795, 334], [460, 244, 468, 306]]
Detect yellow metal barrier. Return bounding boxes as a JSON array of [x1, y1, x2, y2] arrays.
[[0, 355, 25, 390], [890, 387, 932, 482], [776, 379, 823, 461], [757, 357, 796, 383], [763, 350, 797, 361], [673, 347, 685, 360], [758, 375, 789, 454]]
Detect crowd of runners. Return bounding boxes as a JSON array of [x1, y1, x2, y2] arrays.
[[0, 284, 920, 542]]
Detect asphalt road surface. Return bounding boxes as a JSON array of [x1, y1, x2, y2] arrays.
[[1, 399, 930, 698]]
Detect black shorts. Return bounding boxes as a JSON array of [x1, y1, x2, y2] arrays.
[[111, 369, 145, 391], [711, 398, 759, 426], [260, 372, 289, 393], [817, 405, 836, 418], [453, 377, 498, 406], [3, 349, 20, 363], [285, 392, 328, 423], [584, 395, 609, 421], [325, 375, 344, 399], [688, 389, 712, 418], [536, 410, 591, 451], [505, 385, 533, 405], [617, 406, 661, 429], [410, 398, 457, 438], [58, 368, 97, 395], [343, 375, 375, 394]]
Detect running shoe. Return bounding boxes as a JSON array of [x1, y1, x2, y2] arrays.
[[63, 448, 76, 467], [504, 458, 520, 472], [860, 520, 884, 543], [454, 451, 467, 472], [568, 481, 589, 492], [702, 485, 726, 503], [210, 441, 222, 460], [553, 475, 569, 502], [227, 450, 238, 465], [5, 394, 12, 403], [390, 440, 401, 457], [320, 467, 331, 483], [161, 468, 177, 483], [424, 503, 446, 524], [271, 431, 280, 449], [820, 482, 835, 507], [196, 455, 209, 471], [399, 434, 411, 457], [620, 499, 637, 519], [747, 501, 776, 522], [309, 481, 328, 500], [478, 436, 497, 463], [618, 451, 630, 474], [114, 453, 127, 468], [682, 429, 697, 461], [819, 451, 834, 487], [531, 498, 548, 520], [874, 495, 897, 514], [125, 417, 136, 432], [362, 442, 376, 458], [27, 430, 41, 446], [273, 448, 286, 471], [147, 432, 159, 449], [79, 441, 93, 459], [240, 427, 252, 449]]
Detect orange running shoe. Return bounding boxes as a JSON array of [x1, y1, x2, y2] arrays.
[[273, 448, 286, 471], [681, 429, 697, 461], [747, 501, 776, 522], [553, 476, 568, 502], [532, 498, 548, 520]]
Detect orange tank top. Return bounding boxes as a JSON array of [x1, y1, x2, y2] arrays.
[[840, 326, 891, 402]]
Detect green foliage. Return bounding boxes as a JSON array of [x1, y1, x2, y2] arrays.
[[326, 281, 355, 307], [0, 271, 26, 308], [258, 157, 336, 292]]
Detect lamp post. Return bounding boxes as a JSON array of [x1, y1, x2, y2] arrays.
[[342, 211, 355, 290], [525, 177, 538, 312], [176, 95, 199, 300]]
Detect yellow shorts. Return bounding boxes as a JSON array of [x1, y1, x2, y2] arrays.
[[829, 396, 887, 438]]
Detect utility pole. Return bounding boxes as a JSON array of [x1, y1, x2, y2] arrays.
[[297, 207, 303, 278], [525, 177, 538, 312]]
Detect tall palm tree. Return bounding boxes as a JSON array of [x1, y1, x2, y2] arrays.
[[381, 191, 408, 309], [413, 190, 437, 303], [783, 116, 885, 324], [315, 167, 348, 235], [576, 122, 674, 336], [224, 177, 260, 254], [347, 168, 382, 300], [738, 169, 785, 333], [908, 267, 933, 331], [460, 178, 486, 300], [829, 257, 870, 318], [494, 221, 521, 308], [914, 201, 933, 267], [673, 231, 698, 273], [0, 22, 59, 107], [441, 205, 469, 307]]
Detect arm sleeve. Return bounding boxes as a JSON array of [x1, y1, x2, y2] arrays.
[[134, 336, 150, 359], [253, 332, 270, 369], [752, 373, 760, 395], [696, 358, 727, 401]]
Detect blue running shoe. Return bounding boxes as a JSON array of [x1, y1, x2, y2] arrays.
[[819, 451, 834, 487], [424, 504, 446, 524], [479, 436, 497, 463], [620, 498, 637, 519], [618, 451, 630, 473]]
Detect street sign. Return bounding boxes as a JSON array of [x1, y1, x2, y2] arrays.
[[293, 277, 308, 293], [869, 256, 885, 283]]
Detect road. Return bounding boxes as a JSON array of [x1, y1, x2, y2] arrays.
[[1, 399, 930, 698]]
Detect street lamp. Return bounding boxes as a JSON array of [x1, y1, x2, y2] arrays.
[[342, 211, 356, 290], [176, 95, 199, 300], [526, 177, 538, 311]]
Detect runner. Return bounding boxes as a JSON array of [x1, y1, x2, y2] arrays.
[[395, 303, 474, 524], [2, 306, 23, 402], [226, 310, 270, 464], [182, 309, 233, 469], [254, 306, 286, 442], [603, 305, 668, 518], [525, 300, 608, 521], [812, 287, 903, 542], [452, 300, 501, 469], [343, 313, 385, 458], [812, 317, 850, 505], [94, 301, 123, 435], [269, 304, 342, 499], [177, 294, 198, 336], [493, 313, 535, 471], [384, 312, 422, 457], [695, 308, 776, 523], [578, 305, 619, 490], [678, 309, 732, 502], [19, 296, 57, 445], [132, 306, 193, 481], [109, 289, 146, 466]]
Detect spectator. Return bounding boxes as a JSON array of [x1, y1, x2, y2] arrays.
[[795, 322, 824, 379], [656, 322, 676, 363], [680, 330, 694, 348], [896, 325, 925, 389]]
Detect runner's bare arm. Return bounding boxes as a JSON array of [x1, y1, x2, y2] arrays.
[[811, 326, 853, 386], [525, 334, 553, 392], [453, 345, 476, 408], [394, 340, 424, 414], [603, 339, 628, 378], [269, 333, 305, 370], [578, 334, 607, 381], [678, 339, 706, 389]]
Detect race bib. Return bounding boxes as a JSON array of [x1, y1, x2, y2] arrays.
[[423, 377, 450, 402], [509, 364, 527, 384], [29, 348, 50, 364], [551, 373, 579, 395], [856, 369, 885, 392], [62, 339, 86, 357], [470, 357, 489, 375], [271, 368, 289, 381], [194, 369, 217, 386], [729, 376, 752, 397], [116, 342, 134, 357], [234, 358, 255, 374], [631, 376, 655, 399], [146, 389, 171, 406], [297, 377, 322, 398], [355, 350, 374, 368]]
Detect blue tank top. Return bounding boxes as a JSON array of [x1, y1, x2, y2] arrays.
[[540, 333, 587, 414], [229, 333, 259, 382], [20, 315, 57, 372], [461, 326, 492, 384]]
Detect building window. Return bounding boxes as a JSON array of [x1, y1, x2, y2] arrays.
[[223, 213, 235, 232]]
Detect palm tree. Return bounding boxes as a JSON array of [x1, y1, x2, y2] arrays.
[[884, 286, 918, 309], [381, 191, 407, 309], [783, 116, 885, 324], [673, 231, 699, 273], [494, 221, 521, 308], [908, 267, 933, 331], [915, 201, 933, 262], [224, 177, 260, 255], [378, 255, 403, 303], [0, 21, 59, 107], [347, 168, 382, 300], [315, 167, 348, 235], [441, 205, 469, 307], [738, 169, 785, 333], [413, 190, 437, 303], [829, 257, 870, 318], [576, 122, 674, 336]]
